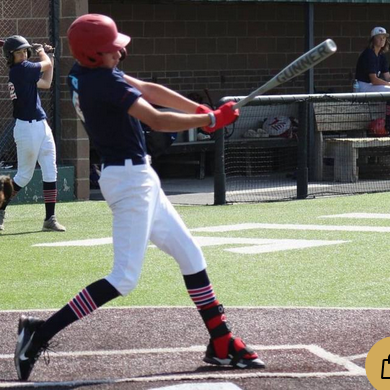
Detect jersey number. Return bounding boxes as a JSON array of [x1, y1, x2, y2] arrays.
[[72, 91, 85, 123], [8, 82, 17, 100]]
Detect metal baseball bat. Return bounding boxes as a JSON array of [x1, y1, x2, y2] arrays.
[[233, 39, 337, 110]]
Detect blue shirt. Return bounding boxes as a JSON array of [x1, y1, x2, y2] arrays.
[[355, 47, 389, 83], [67, 64, 146, 162], [8, 61, 46, 121]]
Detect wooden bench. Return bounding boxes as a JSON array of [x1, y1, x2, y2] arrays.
[[313, 101, 390, 182]]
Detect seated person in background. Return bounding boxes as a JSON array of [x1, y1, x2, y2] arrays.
[[355, 27, 390, 92]]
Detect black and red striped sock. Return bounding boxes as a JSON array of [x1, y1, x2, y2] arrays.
[[33, 279, 120, 344], [43, 181, 57, 220], [184, 269, 257, 360], [184, 270, 233, 358]]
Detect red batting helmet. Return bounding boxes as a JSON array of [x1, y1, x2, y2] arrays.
[[67, 14, 131, 68]]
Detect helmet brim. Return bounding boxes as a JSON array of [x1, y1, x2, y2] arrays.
[[97, 33, 131, 53], [10, 42, 32, 52]]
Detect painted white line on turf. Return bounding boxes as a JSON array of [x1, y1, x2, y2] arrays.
[[159, 384, 242, 390], [1, 305, 390, 313], [153, 236, 348, 255], [191, 223, 390, 233], [0, 344, 327, 360], [0, 345, 206, 359], [0, 343, 366, 378], [306, 345, 365, 375], [345, 352, 367, 361], [33, 235, 348, 255], [0, 371, 367, 388], [33, 237, 113, 247], [320, 213, 390, 219]]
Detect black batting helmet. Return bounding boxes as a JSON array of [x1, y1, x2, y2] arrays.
[[3, 35, 32, 67]]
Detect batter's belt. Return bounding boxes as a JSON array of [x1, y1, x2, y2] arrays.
[[102, 156, 147, 169]]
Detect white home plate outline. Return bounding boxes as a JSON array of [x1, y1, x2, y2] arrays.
[[0, 343, 366, 388]]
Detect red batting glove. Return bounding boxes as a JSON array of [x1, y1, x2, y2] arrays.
[[196, 104, 212, 114], [203, 101, 239, 133]]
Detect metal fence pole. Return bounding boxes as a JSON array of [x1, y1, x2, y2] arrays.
[[297, 101, 308, 199]]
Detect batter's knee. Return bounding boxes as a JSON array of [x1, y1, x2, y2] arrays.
[[42, 170, 57, 183], [13, 171, 34, 188], [105, 272, 141, 296]]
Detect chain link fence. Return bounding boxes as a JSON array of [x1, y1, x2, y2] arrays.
[[214, 93, 390, 204], [0, 0, 54, 171]]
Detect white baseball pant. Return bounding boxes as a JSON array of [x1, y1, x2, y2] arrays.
[[13, 119, 57, 187], [357, 81, 390, 93], [99, 159, 207, 296]]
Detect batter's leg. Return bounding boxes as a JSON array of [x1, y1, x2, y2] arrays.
[[13, 120, 42, 188]]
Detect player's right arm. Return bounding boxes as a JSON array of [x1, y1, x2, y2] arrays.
[[35, 46, 53, 89], [128, 96, 238, 134]]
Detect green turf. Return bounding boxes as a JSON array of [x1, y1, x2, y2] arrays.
[[1, 192, 390, 310]]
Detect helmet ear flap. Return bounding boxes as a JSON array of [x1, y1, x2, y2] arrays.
[[5, 52, 14, 67], [27, 48, 32, 58]]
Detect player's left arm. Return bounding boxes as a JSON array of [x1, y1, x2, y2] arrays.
[[123, 74, 199, 114]]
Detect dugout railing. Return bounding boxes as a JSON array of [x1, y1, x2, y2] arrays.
[[214, 92, 390, 205]]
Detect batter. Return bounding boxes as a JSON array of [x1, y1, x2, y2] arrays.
[[14, 14, 264, 381]]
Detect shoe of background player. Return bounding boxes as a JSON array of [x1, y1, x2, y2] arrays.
[[42, 215, 66, 232], [203, 336, 266, 369], [14, 315, 49, 381], [0, 210, 5, 230]]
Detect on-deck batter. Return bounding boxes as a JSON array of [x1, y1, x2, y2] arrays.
[[14, 14, 265, 381], [0, 35, 65, 232]]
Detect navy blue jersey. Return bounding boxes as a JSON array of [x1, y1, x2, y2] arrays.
[[8, 61, 46, 121], [355, 48, 389, 83], [68, 63, 146, 162]]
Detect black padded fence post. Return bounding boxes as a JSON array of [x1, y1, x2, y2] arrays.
[[297, 101, 308, 199], [213, 127, 226, 205]]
